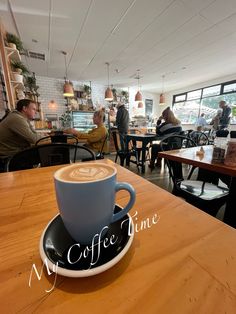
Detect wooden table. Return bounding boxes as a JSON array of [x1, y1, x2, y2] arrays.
[[125, 133, 160, 173], [1, 159, 236, 313], [159, 145, 236, 228]]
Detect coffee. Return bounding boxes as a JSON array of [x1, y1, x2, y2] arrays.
[[57, 163, 114, 182]]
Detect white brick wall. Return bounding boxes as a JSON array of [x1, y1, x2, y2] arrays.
[[36, 76, 107, 119]]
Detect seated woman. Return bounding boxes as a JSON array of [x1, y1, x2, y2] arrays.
[[64, 110, 107, 153], [149, 107, 182, 169]]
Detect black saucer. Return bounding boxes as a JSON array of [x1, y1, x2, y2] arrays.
[[39, 205, 134, 277]]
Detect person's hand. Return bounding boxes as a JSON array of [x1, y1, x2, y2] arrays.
[[64, 128, 78, 136]]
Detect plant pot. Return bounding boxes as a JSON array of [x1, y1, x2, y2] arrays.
[[8, 43, 16, 49], [13, 73, 23, 83]]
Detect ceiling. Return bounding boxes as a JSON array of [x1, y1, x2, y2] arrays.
[[1, 0, 236, 93]]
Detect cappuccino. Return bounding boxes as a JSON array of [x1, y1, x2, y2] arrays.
[[56, 163, 115, 182]]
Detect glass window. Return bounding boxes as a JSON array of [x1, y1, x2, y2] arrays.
[[173, 100, 200, 124], [223, 82, 236, 93], [202, 85, 221, 97], [174, 94, 186, 102], [187, 89, 201, 100]]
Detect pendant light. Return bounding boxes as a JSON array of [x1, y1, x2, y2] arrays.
[[62, 51, 74, 97], [159, 75, 165, 105], [104, 62, 113, 101], [135, 70, 142, 102]]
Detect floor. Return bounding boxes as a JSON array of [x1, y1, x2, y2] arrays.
[[105, 152, 226, 222]]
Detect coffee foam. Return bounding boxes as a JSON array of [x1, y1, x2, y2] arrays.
[[57, 164, 114, 182]]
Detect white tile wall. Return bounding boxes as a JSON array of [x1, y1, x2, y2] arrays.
[[36, 75, 159, 121]]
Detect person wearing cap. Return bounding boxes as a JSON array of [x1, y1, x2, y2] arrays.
[[219, 100, 231, 129]]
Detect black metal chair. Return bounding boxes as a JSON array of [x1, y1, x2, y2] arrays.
[[159, 134, 229, 216], [111, 129, 127, 166], [189, 131, 210, 146], [216, 130, 229, 138], [230, 131, 236, 138], [95, 133, 108, 160], [7, 144, 95, 172]]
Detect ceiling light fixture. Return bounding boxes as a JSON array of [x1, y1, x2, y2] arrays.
[[135, 69, 142, 102], [62, 51, 74, 97], [159, 75, 165, 105], [104, 62, 113, 101]]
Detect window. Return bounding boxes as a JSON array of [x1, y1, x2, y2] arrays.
[[172, 79, 236, 125], [187, 89, 201, 100], [202, 85, 220, 97]]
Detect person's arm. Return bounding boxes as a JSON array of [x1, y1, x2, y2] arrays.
[[10, 116, 40, 144], [85, 127, 107, 143]]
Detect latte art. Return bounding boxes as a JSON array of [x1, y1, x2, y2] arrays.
[[69, 166, 111, 181], [57, 164, 114, 182]]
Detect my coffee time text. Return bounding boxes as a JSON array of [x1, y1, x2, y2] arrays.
[[29, 211, 160, 292]]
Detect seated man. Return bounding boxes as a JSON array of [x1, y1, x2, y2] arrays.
[[0, 99, 41, 171], [64, 110, 107, 153], [149, 107, 182, 169]]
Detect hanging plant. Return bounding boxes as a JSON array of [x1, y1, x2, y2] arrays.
[[83, 84, 91, 95], [5, 32, 24, 52], [121, 90, 129, 103], [11, 60, 29, 75]]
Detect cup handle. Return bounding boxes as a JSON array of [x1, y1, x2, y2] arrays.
[[111, 182, 136, 223]]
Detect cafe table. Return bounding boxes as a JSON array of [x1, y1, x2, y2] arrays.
[[1, 159, 236, 313], [125, 133, 159, 173], [158, 145, 236, 228]]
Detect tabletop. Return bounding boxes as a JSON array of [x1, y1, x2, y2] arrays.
[[1, 159, 236, 313], [158, 145, 236, 177]]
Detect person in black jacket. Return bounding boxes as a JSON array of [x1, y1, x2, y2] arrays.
[[149, 107, 182, 169], [219, 100, 231, 129], [116, 103, 129, 150]]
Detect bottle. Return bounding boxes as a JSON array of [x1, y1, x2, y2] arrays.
[[224, 138, 236, 167], [212, 137, 227, 163]]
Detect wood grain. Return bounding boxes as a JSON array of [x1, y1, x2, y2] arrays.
[[0, 160, 236, 313]]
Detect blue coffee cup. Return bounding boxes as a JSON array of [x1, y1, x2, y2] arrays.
[[54, 163, 136, 245]]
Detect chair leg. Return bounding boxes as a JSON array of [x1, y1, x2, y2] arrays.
[[115, 154, 118, 163]]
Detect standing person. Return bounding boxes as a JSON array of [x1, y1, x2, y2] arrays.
[[210, 109, 222, 131], [0, 99, 41, 170], [195, 113, 207, 129], [116, 102, 129, 151], [149, 107, 182, 169], [219, 100, 231, 129], [64, 110, 107, 153]]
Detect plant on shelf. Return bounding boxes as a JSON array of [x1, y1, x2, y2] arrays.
[[11, 60, 29, 75], [83, 84, 91, 98], [24, 73, 40, 102], [59, 111, 72, 129], [111, 88, 117, 101], [121, 90, 129, 103], [5, 32, 24, 52]]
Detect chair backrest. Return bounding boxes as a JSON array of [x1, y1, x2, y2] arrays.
[[230, 131, 236, 138], [216, 129, 229, 137], [96, 133, 108, 159], [36, 134, 78, 145], [75, 145, 96, 162], [111, 129, 121, 152], [7, 143, 78, 172], [160, 135, 196, 183], [189, 131, 209, 146]]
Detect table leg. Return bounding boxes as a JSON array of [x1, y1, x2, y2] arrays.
[[223, 177, 236, 228]]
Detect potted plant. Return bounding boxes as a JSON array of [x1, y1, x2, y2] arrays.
[[59, 112, 72, 129], [83, 84, 91, 98], [11, 60, 29, 83], [111, 88, 117, 101], [5, 32, 24, 52], [24, 73, 40, 102], [121, 90, 129, 103]]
